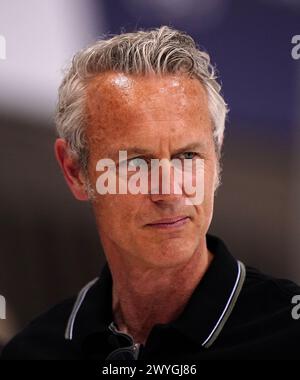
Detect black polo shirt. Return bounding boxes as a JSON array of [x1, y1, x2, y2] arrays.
[[1, 234, 300, 360]]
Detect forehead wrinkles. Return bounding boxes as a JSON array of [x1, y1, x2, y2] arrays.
[[85, 73, 210, 148]]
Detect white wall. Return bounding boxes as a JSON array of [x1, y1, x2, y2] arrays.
[[0, 0, 104, 118]]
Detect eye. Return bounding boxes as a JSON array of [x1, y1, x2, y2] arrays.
[[127, 157, 148, 169], [179, 152, 197, 160]]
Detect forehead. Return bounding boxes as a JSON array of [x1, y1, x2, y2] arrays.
[[86, 71, 208, 115], [85, 72, 211, 153]]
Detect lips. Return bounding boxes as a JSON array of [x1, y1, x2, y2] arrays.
[[146, 216, 190, 229]]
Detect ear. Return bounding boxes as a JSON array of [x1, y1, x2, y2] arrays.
[[54, 138, 89, 201]]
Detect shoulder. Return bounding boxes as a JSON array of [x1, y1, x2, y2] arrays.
[[243, 265, 300, 303], [1, 274, 106, 360], [243, 265, 300, 325], [223, 264, 300, 357], [1, 297, 79, 360]]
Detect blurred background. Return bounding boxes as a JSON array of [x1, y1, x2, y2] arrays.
[[0, 0, 300, 348]]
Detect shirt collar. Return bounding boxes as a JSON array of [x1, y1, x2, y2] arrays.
[[64, 263, 113, 344], [65, 234, 245, 349], [170, 235, 245, 348]]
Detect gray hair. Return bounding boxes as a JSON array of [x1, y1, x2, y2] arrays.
[[55, 26, 228, 185]]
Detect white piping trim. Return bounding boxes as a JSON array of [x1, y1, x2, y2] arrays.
[[64, 262, 245, 345], [64, 277, 99, 340], [201, 261, 244, 347]]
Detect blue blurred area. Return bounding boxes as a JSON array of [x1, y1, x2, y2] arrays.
[[99, 0, 300, 135]]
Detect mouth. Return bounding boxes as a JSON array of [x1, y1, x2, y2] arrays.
[[146, 216, 190, 229]]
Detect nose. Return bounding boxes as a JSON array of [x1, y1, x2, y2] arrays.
[[149, 158, 185, 204], [149, 193, 186, 211]]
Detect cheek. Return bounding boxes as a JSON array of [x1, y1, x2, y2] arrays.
[[204, 166, 216, 225], [93, 194, 143, 229], [193, 161, 216, 221], [204, 157, 217, 193]]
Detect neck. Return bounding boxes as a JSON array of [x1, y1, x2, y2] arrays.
[[106, 240, 213, 345]]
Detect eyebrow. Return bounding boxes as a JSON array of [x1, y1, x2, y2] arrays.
[[112, 142, 208, 159], [171, 142, 208, 156]]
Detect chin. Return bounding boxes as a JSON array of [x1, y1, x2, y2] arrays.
[[143, 240, 197, 268]]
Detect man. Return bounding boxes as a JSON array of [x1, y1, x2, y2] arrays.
[[2, 26, 300, 360]]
